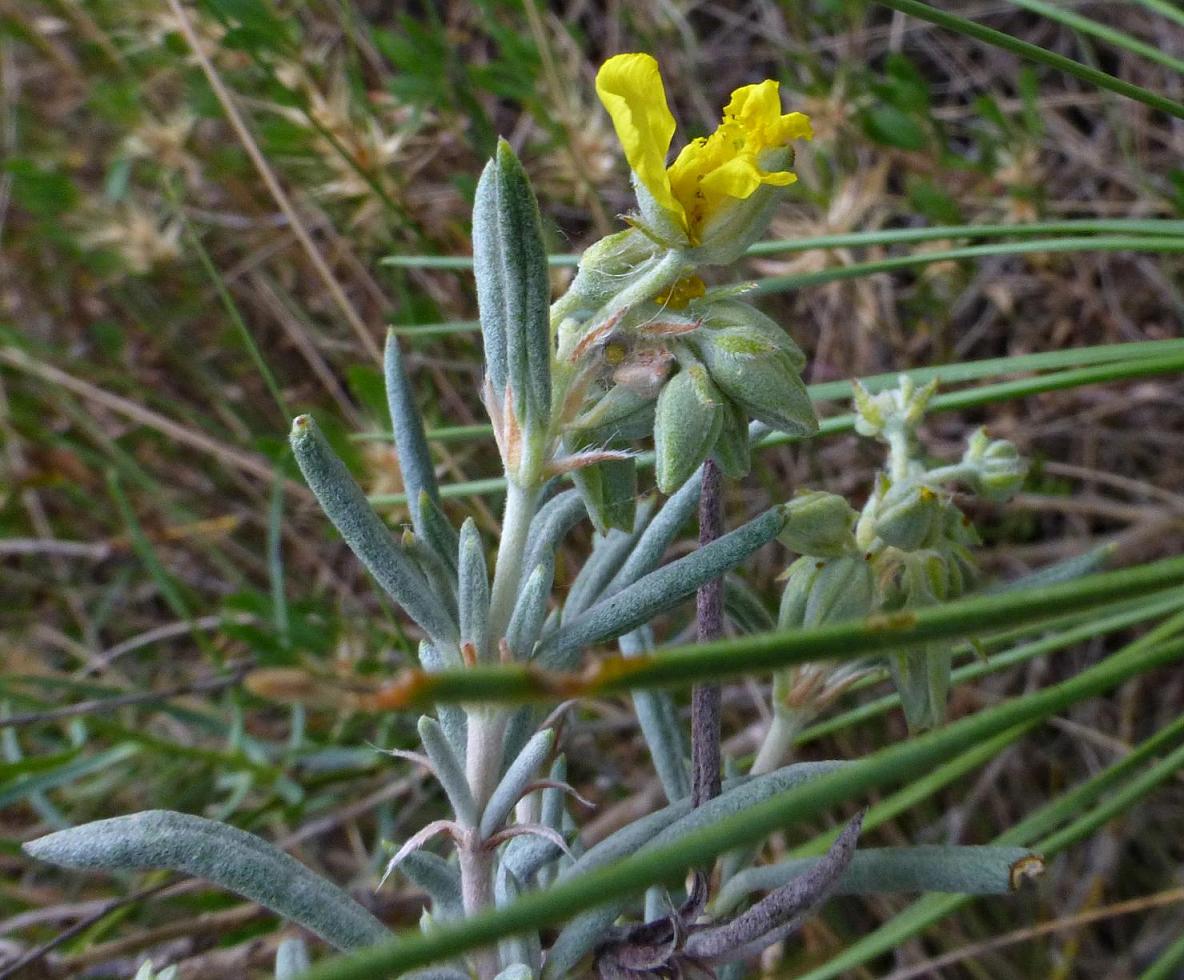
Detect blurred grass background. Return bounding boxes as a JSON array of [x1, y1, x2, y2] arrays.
[[2, 1, 1184, 977]]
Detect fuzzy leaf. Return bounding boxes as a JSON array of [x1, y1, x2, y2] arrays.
[[522, 489, 587, 573], [472, 140, 551, 425], [418, 642, 467, 762], [505, 558, 555, 660], [564, 502, 653, 620], [399, 851, 463, 920], [714, 844, 1041, 914], [383, 333, 442, 534], [621, 628, 690, 803], [481, 728, 556, 837], [539, 506, 787, 667], [290, 415, 456, 644], [605, 474, 703, 594], [418, 716, 478, 827], [458, 518, 491, 663], [23, 811, 388, 952]]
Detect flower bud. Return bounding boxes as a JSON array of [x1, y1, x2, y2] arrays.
[[698, 299, 806, 371], [887, 646, 950, 732], [852, 375, 937, 439], [962, 428, 1027, 501], [694, 305, 816, 437], [803, 554, 875, 626], [653, 364, 724, 493], [779, 490, 858, 558], [874, 484, 943, 551]]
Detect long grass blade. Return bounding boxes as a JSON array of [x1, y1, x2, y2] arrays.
[[368, 561, 1184, 707], [873, 0, 1184, 119]]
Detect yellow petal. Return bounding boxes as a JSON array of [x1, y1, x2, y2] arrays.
[[596, 53, 684, 224], [725, 82, 814, 143]]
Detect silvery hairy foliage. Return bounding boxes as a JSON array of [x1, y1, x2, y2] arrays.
[[24, 140, 1041, 979]]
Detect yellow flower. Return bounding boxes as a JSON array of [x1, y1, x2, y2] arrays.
[[596, 53, 812, 246]]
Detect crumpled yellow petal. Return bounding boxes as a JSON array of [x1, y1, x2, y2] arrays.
[[595, 53, 683, 224]]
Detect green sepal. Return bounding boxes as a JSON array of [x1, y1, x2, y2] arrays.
[[712, 397, 751, 480], [780, 490, 859, 558], [653, 365, 724, 493]]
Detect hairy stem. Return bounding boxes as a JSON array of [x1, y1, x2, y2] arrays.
[[487, 481, 540, 644], [751, 710, 798, 776], [691, 458, 724, 807], [458, 831, 499, 979]]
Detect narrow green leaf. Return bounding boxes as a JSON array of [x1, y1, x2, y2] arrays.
[[1004, 0, 1184, 75], [25, 811, 389, 952], [538, 506, 787, 668], [481, 728, 555, 838], [472, 141, 551, 425], [418, 716, 478, 827], [716, 845, 1037, 913], [290, 415, 457, 643]]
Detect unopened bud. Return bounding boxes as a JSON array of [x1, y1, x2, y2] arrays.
[[653, 364, 724, 493], [698, 300, 806, 370], [778, 556, 820, 629], [962, 428, 1027, 500], [695, 308, 816, 436], [852, 375, 938, 439], [874, 484, 944, 551], [779, 491, 858, 557], [569, 384, 656, 442], [803, 554, 875, 626]]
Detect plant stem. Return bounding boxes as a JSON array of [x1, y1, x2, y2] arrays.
[[691, 459, 724, 807], [457, 830, 499, 980], [460, 478, 540, 980], [487, 481, 539, 644], [751, 710, 797, 776]]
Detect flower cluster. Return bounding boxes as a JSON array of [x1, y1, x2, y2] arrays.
[[551, 53, 818, 525], [775, 377, 1028, 732]]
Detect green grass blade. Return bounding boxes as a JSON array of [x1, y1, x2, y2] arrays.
[[1130, 0, 1184, 30], [797, 590, 1184, 744], [873, 0, 1184, 119], [752, 237, 1184, 295], [1140, 929, 1184, 980], [1004, 0, 1184, 75], [381, 219, 1184, 269], [380, 560, 1184, 706]]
